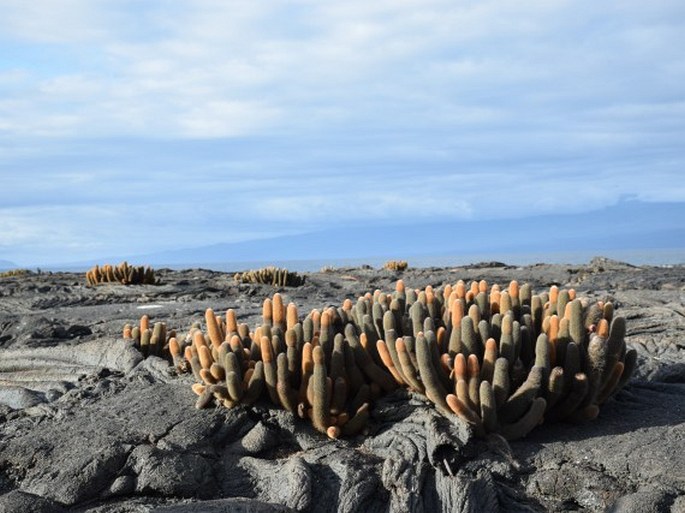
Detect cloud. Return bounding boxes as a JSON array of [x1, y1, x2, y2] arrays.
[[0, 1, 684, 264], [0, 0, 109, 44], [3, 1, 682, 137], [0, 205, 121, 264], [0, 0, 681, 138]]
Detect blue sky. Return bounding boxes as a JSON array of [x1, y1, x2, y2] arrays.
[[1, 1, 684, 266]]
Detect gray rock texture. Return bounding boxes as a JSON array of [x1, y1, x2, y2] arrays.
[[0, 258, 683, 512]]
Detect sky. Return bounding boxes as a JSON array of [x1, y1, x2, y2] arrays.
[[1, 1, 684, 267]]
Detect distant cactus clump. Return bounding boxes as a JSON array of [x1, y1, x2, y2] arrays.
[[86, 262, 158, 286], [383, 260, 408, 272], [234, 266, 305, 287], [138, 281, 636, 441], [0, 269, 31, 278]]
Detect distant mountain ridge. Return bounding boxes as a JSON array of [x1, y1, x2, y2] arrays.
[[0, 259, 18, 271], [127, 199, 685, 266]]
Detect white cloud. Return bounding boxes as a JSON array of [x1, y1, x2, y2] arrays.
[[0, 0, 109, 43], [177, 100, 282, 138], [0, 205, 121, 265], [0, 0, 680, 139], [0, 0, 683, 264]]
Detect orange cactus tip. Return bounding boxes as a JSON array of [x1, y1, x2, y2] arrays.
[[454, 353, 467, 381], [549, 285, 559, 302], [597, 318, 610, 338], [467, 354, 480, 378], [260, 336, 274, 363], [509, 280, 519, 297], [169, 337, 181, 357], [313, 345, 325, 365], [321, 310, 331, 327]]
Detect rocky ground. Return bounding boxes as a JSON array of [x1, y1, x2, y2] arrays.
[[0, 257, 683, 513]]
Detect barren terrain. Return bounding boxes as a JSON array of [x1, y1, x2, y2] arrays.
[[0, 258, 683, 512]]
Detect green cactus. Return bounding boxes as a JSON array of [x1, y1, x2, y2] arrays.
[[492, 357, 510, 410], [499, 366, 543, 424], [276, 353, 298, 412], [225, 371, 243, 402], [479, 380, 498, 433], [548, 372, 589, 421], [243, 362, 265, 405], [344, 324, 397, 393], [140, 328, 151, 357], [500, 397, 547, 440], [396, 337, 425, 394], [546, 366, 565, 408], [415, 333, 450, 412], [460, 316, 480, 357], [311, 346, 331, 434], [260, 335, 279, 405]]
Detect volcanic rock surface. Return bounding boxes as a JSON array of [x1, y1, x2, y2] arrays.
[[0, 258, 683, 512]]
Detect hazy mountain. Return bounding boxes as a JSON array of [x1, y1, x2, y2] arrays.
[[0, 259, 18, 271], [125, 199, 684, 267]]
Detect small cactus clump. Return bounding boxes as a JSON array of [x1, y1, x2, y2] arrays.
[[233, 267, 305, 287], [383, 260, 408, 272], [86, 262, 158, 286], [122, 315, 179, 362], [0, 269, 31, 278]]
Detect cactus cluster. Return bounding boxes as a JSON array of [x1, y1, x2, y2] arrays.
[[126, 280, 635, 441], [86, 262, 157, 286], [169, 296, 378, 438], [383, 260, 408, 272], [358, 280, 635, 439], [123, 315, 177, 359], [0, 269, 31, 278], [233, 267, 305, 287]]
